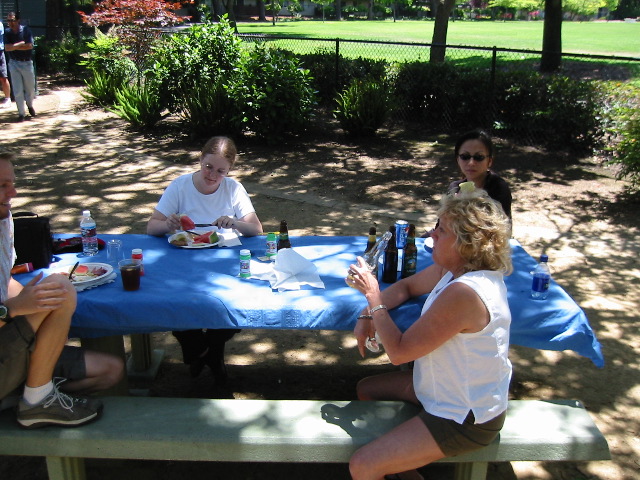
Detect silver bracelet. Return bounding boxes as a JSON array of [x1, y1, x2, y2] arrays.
[[369, 305, 388, 315], [357, 314, 373, 320]]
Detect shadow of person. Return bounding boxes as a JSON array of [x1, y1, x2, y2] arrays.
[[321, 400, 420, 441]]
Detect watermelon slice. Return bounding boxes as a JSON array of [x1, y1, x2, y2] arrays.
[[192, 231, 219, 244], [180, 214, 195, 231]]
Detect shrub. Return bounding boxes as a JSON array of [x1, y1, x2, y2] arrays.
[[179, 78, 243, 138], [110, 78, 165, 130], [83, 70, 126, 106], [35, 33, 91, 80], [334, 78, 390, 137], [150, 18, 242, 110], [235, 45, 317, 143], [608, 102, 640, 192]]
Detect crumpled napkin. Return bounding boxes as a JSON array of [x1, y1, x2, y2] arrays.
[[75, 272, 117, 292], [254, 248, 324, 291], [217, 232, 242, 247]]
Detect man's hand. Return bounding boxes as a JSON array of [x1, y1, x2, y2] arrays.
[[7, 273, 74, 317]]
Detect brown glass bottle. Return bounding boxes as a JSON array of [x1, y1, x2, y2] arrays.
[[277, 220, 292, 250], [382, 226, 398, 283], [401, 224, 418, 278], [364, 227, 376, 254]]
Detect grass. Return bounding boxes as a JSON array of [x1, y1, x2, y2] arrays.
[[237, 19, 640, 57]]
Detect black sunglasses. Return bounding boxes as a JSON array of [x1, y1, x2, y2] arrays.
[[458, 153, 488, 162]]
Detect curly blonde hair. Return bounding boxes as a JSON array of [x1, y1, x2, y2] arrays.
[[437, 189, 513, 275]]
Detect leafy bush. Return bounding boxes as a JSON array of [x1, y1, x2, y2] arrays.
[[150, 18, 242, 110], [494, 71, 603, 152], [179, 77, 243, 138], [83, 70, 126, 106], [235, 45, 317, 143], [110, 78, 165, 130], [35, 33, 90, 80], [610, 109, 640, 192], [334, 78, 390, 137]]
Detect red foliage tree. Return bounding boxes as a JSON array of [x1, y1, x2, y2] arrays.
[[78, 0, 191, 28]]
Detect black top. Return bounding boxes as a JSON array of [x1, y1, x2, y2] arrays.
[[449, 171, 512, 220], [4, 24, 33, 62]]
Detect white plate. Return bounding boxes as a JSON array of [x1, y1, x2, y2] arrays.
[[168, 230, 220, 249], [52, 263, 114, 286]]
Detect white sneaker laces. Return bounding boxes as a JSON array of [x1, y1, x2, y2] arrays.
[[43, 378, 75, 411]]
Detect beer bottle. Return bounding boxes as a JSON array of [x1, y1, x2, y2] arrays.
[[382, 226, 398, 283], [401, 224, 418, 278], [365, 227, 376, 254], [277, 220, 292, 250]]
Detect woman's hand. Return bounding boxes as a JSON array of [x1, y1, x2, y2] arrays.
[[165, 213, 181, 232], [348, 257, 381, 297], [213, 215, 236, 230], [354, 315, 377, 358]]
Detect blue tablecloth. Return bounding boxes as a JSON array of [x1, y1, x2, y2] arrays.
[[26, 234, 603, 367]]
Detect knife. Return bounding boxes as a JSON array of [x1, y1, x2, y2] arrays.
[[194, 223, 214, 227]]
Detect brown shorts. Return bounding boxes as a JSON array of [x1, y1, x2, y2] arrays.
[[418, 408, 506, 457], [0, 316, 86, 399]]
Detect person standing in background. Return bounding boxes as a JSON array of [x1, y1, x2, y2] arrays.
[[4, 12, 36, 122], [0, 18, 11, 108]]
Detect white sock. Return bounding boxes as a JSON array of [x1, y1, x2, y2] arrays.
[[23, 381, 54, 406]]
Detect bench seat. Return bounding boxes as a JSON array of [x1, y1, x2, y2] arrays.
[[0, 398, 610, 480]]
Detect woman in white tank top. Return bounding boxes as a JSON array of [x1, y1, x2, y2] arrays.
[[347, 189, 513, 480]]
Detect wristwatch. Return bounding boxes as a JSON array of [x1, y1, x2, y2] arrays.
[[0, 304, 10, 323]]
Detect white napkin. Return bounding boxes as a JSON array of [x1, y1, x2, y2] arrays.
[[75, 272, 117, 292], [217, 232, 242, 247], [254, 248, 324, 291]]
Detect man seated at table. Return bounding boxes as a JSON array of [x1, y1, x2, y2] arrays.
[[0, 152, 124, 428]]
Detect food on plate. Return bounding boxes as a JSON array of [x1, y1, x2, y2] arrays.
[[179, 214, 196, 231], [69, 264, 109, 281], [169, 232, 192, 246], [192, 231, 219, 245]]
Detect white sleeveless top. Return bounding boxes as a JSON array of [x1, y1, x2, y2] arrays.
[[412, 270, 512, 424]]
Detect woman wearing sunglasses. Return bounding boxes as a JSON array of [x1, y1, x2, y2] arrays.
[[450, 129, 512, 220]]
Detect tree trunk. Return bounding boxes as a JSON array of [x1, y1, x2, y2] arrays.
[[430, 0, 455, 63], [541, 0, 563, 72], [336, 0, 342, 21], [258, 0, 267, 21], [224, 0, 238, 30]]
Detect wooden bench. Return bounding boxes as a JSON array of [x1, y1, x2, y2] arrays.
[[0, 398, 610, 480]]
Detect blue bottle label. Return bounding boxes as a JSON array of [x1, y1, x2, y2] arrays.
[[532, 275, 550, 292]]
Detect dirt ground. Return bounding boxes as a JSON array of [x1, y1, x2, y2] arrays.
[[1, 77, 639, 480]]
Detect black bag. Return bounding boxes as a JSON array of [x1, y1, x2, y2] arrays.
[[12, 212, 54, 269]]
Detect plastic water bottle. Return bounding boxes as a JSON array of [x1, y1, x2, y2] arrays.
[[80, 210, 98, 256], [531, 254, 551, 299]]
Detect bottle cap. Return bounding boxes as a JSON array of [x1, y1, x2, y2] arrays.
[[240, 249, 250, 256], [132, 249, 142, 255], [83, 210, 90, 216], [540, 254, 549, 262]]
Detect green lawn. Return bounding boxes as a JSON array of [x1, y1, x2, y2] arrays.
[[237, 20, 640, 57]]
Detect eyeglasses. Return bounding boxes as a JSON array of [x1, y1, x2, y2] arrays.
[[458, 153, 488, 162]]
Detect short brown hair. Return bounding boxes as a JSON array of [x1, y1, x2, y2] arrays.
[[200, 136, 237, 168]]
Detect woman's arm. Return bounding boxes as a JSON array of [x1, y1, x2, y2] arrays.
[[213, 212, 262, 237], [147, 209, 180, 236], [351, 261, 447, 357], [371, 282, 489, 365]]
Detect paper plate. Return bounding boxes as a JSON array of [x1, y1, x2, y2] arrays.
[[168, 230, 220, 249], [52, 263, 114, 287]]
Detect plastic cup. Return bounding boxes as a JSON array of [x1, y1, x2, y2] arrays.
[[106, 239, 124, 266], [119, 259, 141, 291]]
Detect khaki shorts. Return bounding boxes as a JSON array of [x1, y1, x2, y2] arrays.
[[418, 408, 506, 457], [0, 316, 86, 400]]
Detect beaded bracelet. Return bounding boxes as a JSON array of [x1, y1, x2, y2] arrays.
[[357, 314, 373, 320]]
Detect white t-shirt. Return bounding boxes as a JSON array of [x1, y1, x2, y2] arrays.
[[0, 213, 16, 302], [413, 270, 512, 424], [155, 174, 256, 234]]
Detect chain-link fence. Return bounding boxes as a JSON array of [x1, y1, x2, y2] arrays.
[[239, 34, 640, 146]]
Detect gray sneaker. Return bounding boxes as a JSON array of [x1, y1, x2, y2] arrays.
[[16, 381, 103, 429]]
